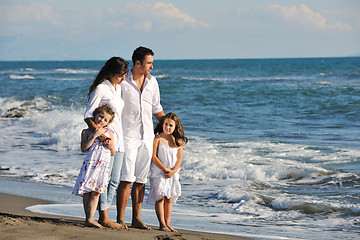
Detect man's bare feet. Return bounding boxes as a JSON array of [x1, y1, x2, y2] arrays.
[[85, 219, 104, 229], [131, 218, 151, 230], [99, 218, 123, 229], [117, 219, 128, 229]]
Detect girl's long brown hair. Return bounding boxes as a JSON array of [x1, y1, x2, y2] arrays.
[[154, 112, 188, 147], [88, 57, 129, 99]]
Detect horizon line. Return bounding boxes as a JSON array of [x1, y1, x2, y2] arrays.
[[0, 55, 359, 62]]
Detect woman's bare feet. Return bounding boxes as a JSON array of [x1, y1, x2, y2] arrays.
[[131, 218, 151, 230], [85, 219, 104, 229]]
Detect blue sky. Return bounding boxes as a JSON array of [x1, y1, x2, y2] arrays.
[[0, 0, 359, 60]]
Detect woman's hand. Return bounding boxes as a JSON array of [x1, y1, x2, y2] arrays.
[[102, 137, 113, 149]]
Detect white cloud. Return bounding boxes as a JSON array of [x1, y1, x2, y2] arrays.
[[237, 4, 353, 32], [0, 2, 207, 33], [134, 20, 153, 32], [0, 4, 60, 25], [152, 2, 197, 24], [267, 4, 327, 29], [328, 22, 352, 31], [122, 2, 208, 31]]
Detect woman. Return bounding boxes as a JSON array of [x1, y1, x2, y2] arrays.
[[84, 57, 129, 228]]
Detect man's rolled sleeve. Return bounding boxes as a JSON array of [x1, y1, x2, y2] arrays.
[[152, 82, 163, 114]]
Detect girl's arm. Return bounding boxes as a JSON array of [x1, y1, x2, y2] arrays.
[[85, 117, 108, 143], [151, 137, 171, 173], [165, 146, 183, 178], [81, 128, 107, 152]]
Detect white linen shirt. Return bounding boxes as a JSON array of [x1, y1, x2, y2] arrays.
[[121, 70, 163, 140], [84, 80, 124, 151]]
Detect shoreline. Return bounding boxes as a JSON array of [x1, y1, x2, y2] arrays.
[[0, 193, 251, 240]]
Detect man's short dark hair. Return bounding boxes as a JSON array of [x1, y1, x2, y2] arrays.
[[132, 46, 154, 65]]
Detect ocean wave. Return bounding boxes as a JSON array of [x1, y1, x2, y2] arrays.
[[161, 75, 305, 82], [153, 74, 172, 79], [215, 182, 360, 217], [20, 68, 34, 71], [270, 197, 360, 216], [0, 97, 52, 118], [9, 74, 35, 79], [54, 68, 97, 74], [319, 72, 334, 77], [181, 138, 359, 183]]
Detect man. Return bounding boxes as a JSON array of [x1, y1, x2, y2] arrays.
[[117, 46, 165, 229]]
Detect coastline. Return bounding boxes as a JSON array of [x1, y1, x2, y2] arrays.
[[0, 183, 251, 240]]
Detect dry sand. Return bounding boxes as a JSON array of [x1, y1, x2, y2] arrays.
[[0, 193, 250, 240]]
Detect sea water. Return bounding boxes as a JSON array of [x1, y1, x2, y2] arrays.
[[0, 58, 359, 239]]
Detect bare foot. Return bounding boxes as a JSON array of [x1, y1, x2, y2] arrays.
[[99, 218, 123, 229], [131, 218, 151, 230], [167, 225, 178, 232], [85, 219, 104, 229], [160, 224, 171, 232], [117, 219, 128, 229]]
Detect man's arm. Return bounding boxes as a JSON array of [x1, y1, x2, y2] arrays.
[[154, 111, 165, 121]]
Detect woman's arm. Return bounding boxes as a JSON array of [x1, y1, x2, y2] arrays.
[[85, 118, 98, 132], [107, 130, 116, 156]]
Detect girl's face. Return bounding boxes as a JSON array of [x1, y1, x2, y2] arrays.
[[109, 72, 126, 85], [94, 111, 112, 128], [162, 118, 176, 135]]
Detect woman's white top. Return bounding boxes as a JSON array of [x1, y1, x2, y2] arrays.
[[84, 80, 124, 151]]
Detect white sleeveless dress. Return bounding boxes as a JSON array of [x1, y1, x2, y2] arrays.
[[147, 136, 181, 204], [72, 131, 112, 196]]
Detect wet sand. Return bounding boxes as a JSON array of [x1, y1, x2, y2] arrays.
[[0, 193, 250, 240]]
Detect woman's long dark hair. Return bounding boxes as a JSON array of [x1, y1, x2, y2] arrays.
[[88, 57, 129, 99], [154, 112, 188, 147]]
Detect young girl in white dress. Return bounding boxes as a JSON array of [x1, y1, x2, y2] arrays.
[[147, 112, 188, 232], [72, 105, 116, 228]]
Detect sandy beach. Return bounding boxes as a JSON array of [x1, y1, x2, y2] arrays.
[[0, 193, 250, 240]]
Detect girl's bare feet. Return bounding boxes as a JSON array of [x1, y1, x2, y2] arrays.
[[160, 223, 171, 232], [167, 225, 177, 232], [85, 219, 104, 229]]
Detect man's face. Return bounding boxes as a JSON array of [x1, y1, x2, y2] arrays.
[[140, 54, 154, 75]]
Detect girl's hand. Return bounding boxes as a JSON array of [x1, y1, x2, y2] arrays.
[[164, 169, 176, 178], [94, 127, 107, 138], [162, 167, 171, 175]]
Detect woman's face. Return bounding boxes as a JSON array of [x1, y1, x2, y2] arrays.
[[162, 118, 176, 135], [109, 71, 126, 85]]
